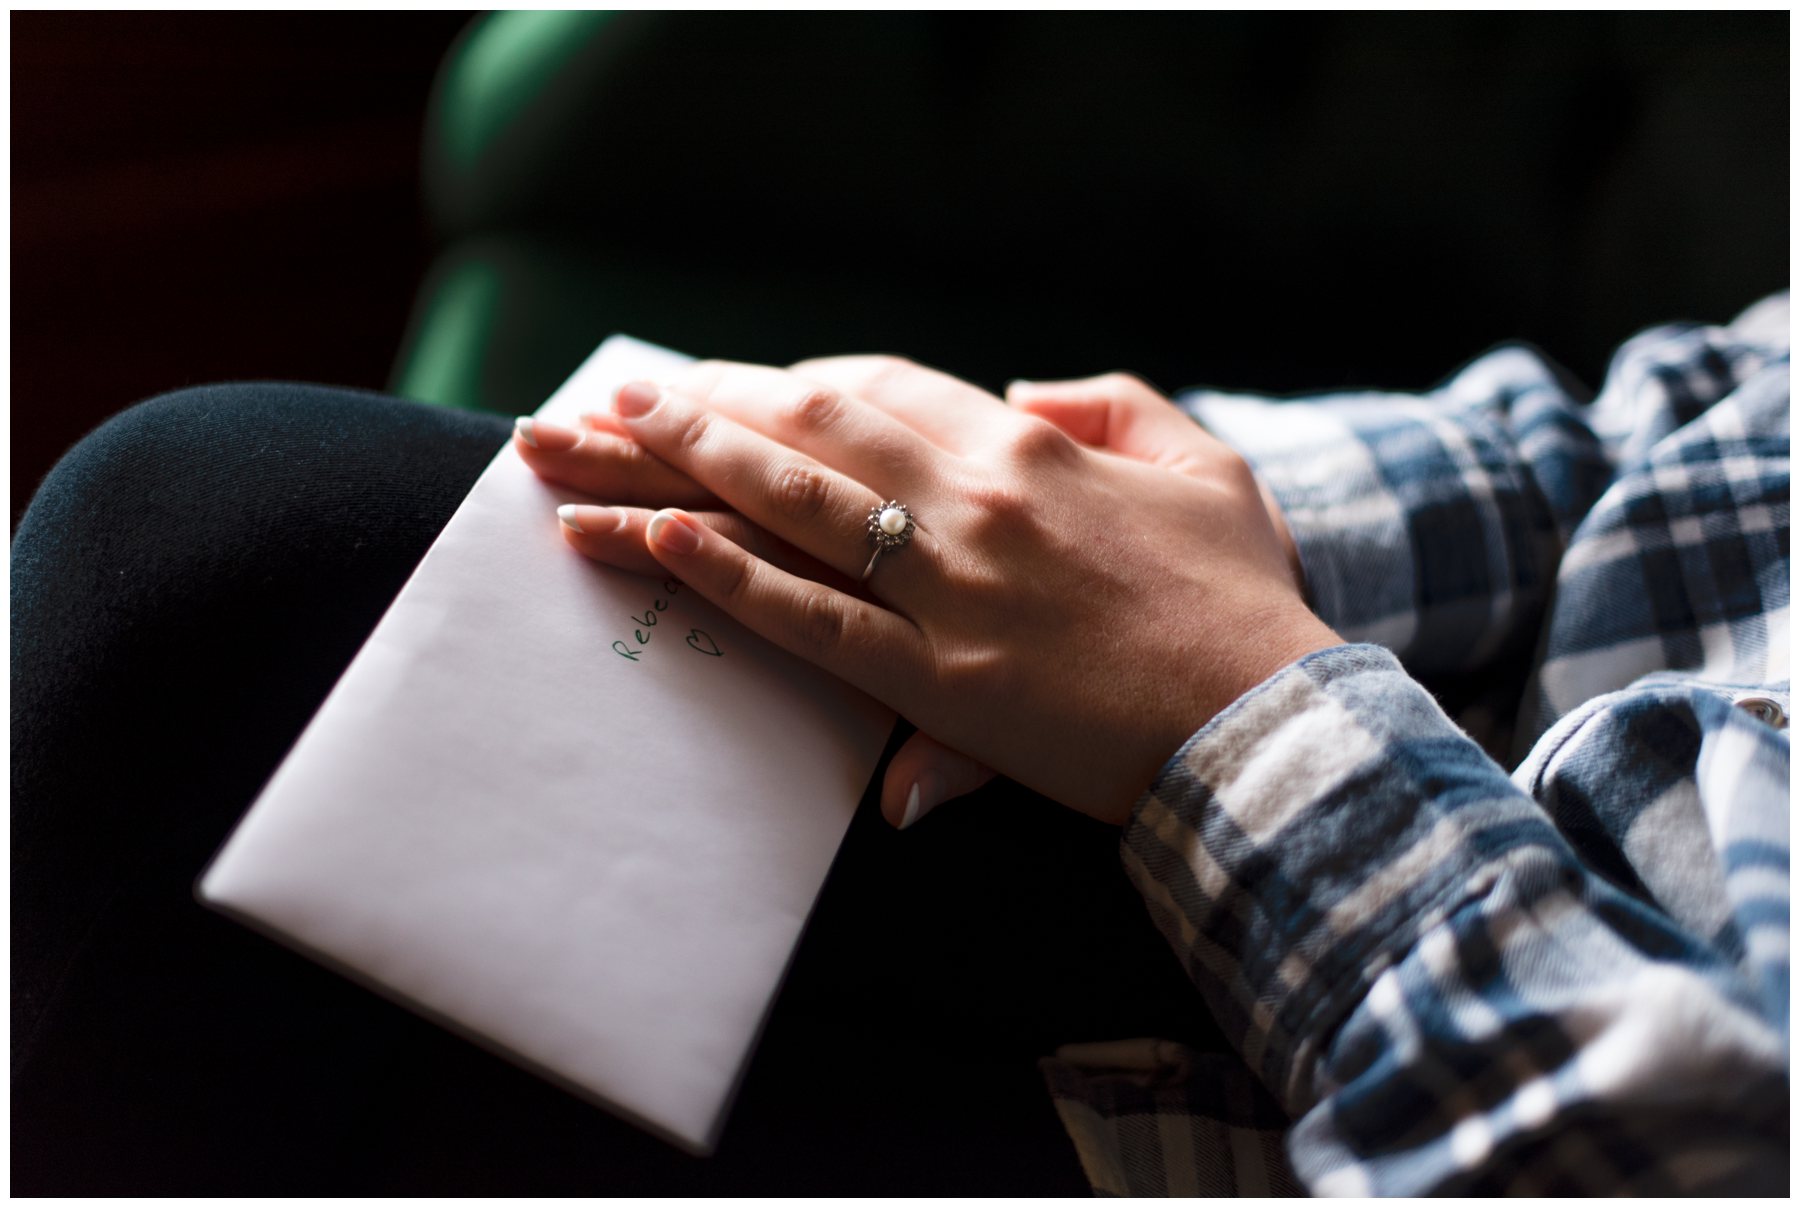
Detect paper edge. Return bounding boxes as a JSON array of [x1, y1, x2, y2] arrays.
[[194, 883, 720, 1156]]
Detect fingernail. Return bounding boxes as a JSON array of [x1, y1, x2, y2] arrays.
[[1005, 379, 1033, 394], [559, 504, 622, 535], [614, 381, 662, 419], [900, 772, 943, 830], [646, 509, 699, 554], [515, 416, 584, 452]]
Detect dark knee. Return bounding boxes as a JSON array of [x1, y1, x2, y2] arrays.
[[19, 382, 509, 556], [23, 386, 240, 525]]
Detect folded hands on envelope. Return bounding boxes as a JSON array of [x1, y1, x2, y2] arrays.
[[514, 356, 1338, 829]]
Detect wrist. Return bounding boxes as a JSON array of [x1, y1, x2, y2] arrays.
[[1215, 606, 1342, 718], [1133, 606, 1341, 815], [1256, 474, 1305, 598]]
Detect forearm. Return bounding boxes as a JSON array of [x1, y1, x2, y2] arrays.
[[1124, 644, 1787, 1194]]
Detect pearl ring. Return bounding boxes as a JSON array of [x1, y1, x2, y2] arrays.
[[861, 500, 917, 582]]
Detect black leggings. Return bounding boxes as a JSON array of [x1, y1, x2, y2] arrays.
[[13, 384, 1216, 1195]]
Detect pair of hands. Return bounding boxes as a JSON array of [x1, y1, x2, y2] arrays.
[[515, 356, 1338, 829]]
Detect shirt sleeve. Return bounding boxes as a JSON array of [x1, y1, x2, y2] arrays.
[[1124, 642, 1789, 1194], [1178, 302, 1788, 677]]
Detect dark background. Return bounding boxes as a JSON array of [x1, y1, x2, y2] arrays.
[[13, 12, 470, 524], [14, 11, 1789, 529]]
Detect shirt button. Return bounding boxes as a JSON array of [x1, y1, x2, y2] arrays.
[[1733, 695, 1787, 729]]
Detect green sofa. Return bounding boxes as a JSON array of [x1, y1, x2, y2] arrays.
[[390, 12, 1787, 415]]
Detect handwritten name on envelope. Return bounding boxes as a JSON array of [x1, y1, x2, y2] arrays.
[[611, 575, 722, 663], [197, 336, 895, 1154]]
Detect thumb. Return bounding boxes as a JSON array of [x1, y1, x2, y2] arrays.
[[1005, 373, 1208, 471], [882, 730, 997, 829], [1013, 374, 1305, 590]]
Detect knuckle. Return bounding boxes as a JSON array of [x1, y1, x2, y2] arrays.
[[832, 354, 916, 395], [701, 511, 759, 555], [676, 360, 731, 395], [784, 387, 843, 435], [1205, 439, 1252, 481], [608, 435, 657, 471], [770, 462, 832, 524], [859, 353, 913, 376], [1101, 371, 1168, 409], [952, 465, 1049, 551], [960, 474, 1035, 529], [1222, 448, 1261, 493], [667, 408, 711, 457], [1003, 416, 1078, 463], [713, 547, 757, 603], [924, 642, 1007, 701], [787, 355, 841, 381], [794, 589, 847, 654]]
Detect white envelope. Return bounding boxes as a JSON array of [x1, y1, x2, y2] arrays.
[[196, 336, 895, 1154]]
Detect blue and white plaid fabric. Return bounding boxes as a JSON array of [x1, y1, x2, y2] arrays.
[[1041, 294, 1790, 1195]]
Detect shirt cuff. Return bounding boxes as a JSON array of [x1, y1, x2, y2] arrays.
[[1179, 355, 1562, 675], [1120, 642, 1567, 1114]]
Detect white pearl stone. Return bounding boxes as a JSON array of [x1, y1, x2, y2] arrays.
[[878, 506, 908, 536]]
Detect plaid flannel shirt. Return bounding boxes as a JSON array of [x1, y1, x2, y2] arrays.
[[1041, 294, 1790, 1195]]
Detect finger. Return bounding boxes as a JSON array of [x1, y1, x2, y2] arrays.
[[647, 360, 942, 493], [556, 503, 858, 593], [577, 410, 629, 437], [1005, 373, 1215, 472], [612, 380, 922, 586], [880, 730, 996, 830], [514, 416, 717, 508], [788, 354, 1020, 455], [640, 507, 925, 703]]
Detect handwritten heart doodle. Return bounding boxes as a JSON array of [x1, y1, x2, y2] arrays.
[[685, 628, 723, 657]]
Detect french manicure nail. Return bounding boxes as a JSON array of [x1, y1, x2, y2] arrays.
[[515, 416, 584, 452], [900, 772, 942, 830], [559, 504, 621, 534], [615, 381, 662, 419], [647, 509, 699, 554]]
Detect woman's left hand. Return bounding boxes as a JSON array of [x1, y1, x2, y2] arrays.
[[549, 357, 1341, 827]]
